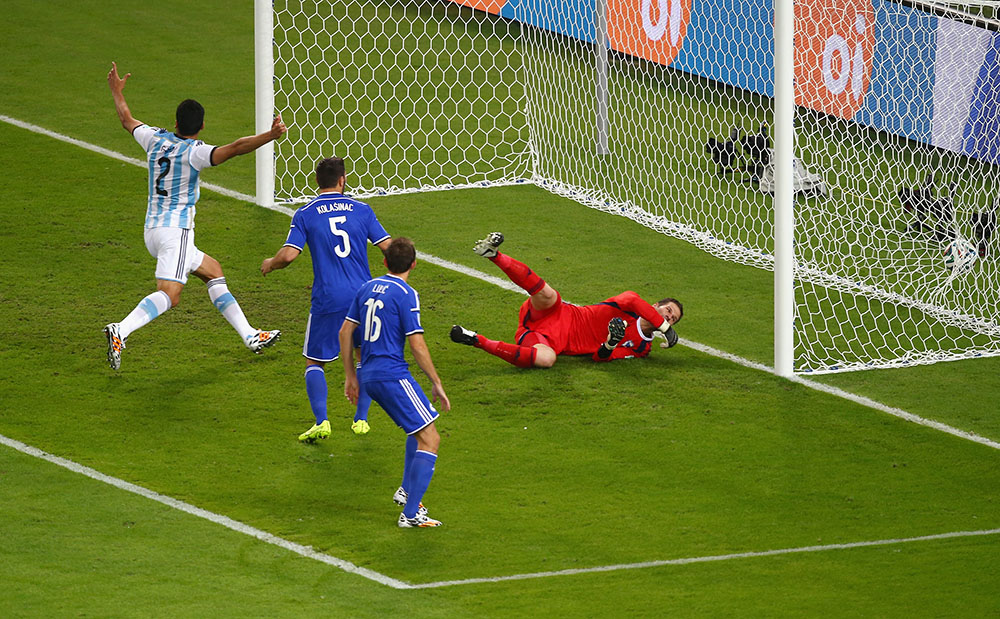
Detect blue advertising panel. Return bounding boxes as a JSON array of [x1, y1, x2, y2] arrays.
[[447, 0, 1000, 164]]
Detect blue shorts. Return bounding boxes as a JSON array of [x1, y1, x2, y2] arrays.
[[363, 376, 439, 435], [303, 310, 361, 362]]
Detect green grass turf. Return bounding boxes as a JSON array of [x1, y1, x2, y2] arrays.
[[2, 119, 1000, 615], [4, 442, 998, 617], [2, 0, 999, 615], [0, 447, 428, 618]]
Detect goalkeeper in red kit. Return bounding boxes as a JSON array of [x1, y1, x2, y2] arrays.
[[450, 233, 683, 368]]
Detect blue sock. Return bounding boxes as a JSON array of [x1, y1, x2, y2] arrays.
[[304, 365, 328, 424], [400, 435, 417, 492], [403, 450, 437, 518], [354, 362, 371, 422]]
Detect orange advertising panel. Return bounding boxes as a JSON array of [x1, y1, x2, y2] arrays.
[[446, 0, 506, 14], [608, 0, 693, 67], [794, 0, 875, 119]]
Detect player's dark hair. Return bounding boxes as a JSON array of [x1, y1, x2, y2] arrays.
[[658, 297, 684, 323], [316, 157, 346, 189], [175, 99, 205, 136], [385, 237, 416, 274]]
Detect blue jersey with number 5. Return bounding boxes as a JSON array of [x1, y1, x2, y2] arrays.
[[344, 275, 423, 381], [284, 193, 390, 313]]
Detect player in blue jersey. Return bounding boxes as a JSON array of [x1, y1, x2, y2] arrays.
[[260, 157, 392, 442], [341, 238, 450, 528], [103, 62, 286, 370]]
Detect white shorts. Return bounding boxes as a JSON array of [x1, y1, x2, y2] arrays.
[[144, 227, 205, 284]]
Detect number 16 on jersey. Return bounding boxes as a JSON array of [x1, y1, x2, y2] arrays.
[[363, 298, 383, 342]]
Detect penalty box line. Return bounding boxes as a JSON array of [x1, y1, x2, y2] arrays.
[[0, 433, 409, 590], [4, 432, 1000, 592], [410, 527, 1000, 589]]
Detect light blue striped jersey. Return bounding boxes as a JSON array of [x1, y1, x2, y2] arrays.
[[133, 124, 216, 229]]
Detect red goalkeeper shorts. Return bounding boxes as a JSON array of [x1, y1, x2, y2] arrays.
[[514, 292, 570, 353]]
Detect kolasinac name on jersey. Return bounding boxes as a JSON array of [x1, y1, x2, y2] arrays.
[[316, 203, 354, 214]]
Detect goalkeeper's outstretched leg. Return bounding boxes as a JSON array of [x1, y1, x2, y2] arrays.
[[458, 232, 684, 368], [450, 324, 556, 368]]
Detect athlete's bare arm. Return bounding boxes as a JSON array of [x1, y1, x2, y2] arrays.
[[107, 62, 142, 134], [261, 246, 301, 275], [211, 115, 287, 166]]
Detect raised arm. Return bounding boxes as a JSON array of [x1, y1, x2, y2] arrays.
[[261, 245, 301, 276], [107, 62, 142, 133], [210, 115, 287, 166], [407, 333, 450, 412]]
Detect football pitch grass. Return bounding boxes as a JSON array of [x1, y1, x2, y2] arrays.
[[2, 0, 1000, 616]]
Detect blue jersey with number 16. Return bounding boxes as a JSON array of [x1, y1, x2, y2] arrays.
[[344, 274, 424, 382], [284, 193, 390, 314]]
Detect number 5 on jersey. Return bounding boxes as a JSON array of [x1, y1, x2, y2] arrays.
[[329, 216, 351, 257], [363, 298, 383, 342]]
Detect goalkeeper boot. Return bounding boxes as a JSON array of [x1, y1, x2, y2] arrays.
[[450, 325, 479, 347], [473, 232, 504, 258], [607, 317, 626, 347], [246, 329, 281, 353], [298, 419, 331, 443], [351, 420, 370, 435], [104, 323, 125, 371], [398, 511, 441, 528], [392, 486, 428, 516]]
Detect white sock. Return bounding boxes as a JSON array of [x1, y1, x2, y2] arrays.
[[206, 277, 256, 341], [119, 291, 171, 339]]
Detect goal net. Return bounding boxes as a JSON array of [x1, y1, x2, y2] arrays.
[[271, 1, 531, 199], [268, 0, 1000, 374]]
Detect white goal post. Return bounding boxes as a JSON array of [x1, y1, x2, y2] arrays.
[[256, 0, 1000, 375]]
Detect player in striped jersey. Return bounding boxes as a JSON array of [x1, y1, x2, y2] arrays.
[[341, 238, 450, 528], [450, 232, 683, 367], [102, 62, 285, 370]]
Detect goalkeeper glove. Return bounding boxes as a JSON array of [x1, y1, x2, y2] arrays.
[[657, 322, 679, 348], [607, 317, 626, 347], [598, 318, 627, 360]]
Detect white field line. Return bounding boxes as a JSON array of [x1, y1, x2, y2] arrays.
[[410, 527, 1000, 589], [4, 431, 999, 591], [4, 115, 1000, 589], [0, 433, 410, 589], [681, 340, 1000, 450]]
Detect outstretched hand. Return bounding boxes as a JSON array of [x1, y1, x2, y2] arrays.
[[270, 114, 287, 140], [658, 326, 679, 349], [107, 62, 130, 94]]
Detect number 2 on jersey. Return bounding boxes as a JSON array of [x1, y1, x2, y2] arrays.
[[328, 216, 351, 258], [363, 298, 384, 342], [155, 157, 171, 196]]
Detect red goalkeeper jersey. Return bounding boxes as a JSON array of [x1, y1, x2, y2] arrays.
[[514, 291, 666, 361]]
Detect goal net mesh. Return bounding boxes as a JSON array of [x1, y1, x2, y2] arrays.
[[273, 0, 1000, 373], [273, 1, 531, 199]]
